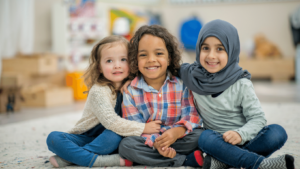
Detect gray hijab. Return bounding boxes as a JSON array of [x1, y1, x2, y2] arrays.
[[180, 19, 251, 95]]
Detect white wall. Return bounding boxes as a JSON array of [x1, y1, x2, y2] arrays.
[[159, 1, 300, 57], [33, 0, 300, 57], [34, 0, 61, 53]]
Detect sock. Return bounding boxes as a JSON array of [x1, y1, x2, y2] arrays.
[[49, 155, 72, 168], [93, 154, 133, 167], [203, 155, 228, 169], [183, 150, 204, 167], [124, 159, 133, 166], [120, 158, 133, 166], [259, 154, 294, 169]]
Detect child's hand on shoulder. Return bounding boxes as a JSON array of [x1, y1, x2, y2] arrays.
[[120, 80, 132, 94], [143, 120, 162, 134], [153, 141, 176, 158], [223, 131, 242, 145]]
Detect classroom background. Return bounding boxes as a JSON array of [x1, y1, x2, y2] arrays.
[[0, 0, 300, 168]]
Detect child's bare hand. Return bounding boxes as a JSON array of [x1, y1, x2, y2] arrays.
[[223, 131, 242, 145], [155, 129, 177, 150], [120, 80, 132, 94], [155, 127, 186, 150], [154, 141, 176, 158], [143, 120, 162, 134]]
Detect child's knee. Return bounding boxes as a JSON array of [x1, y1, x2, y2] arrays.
[[46, 131, 62, 146], [119, 137, 137, 154], [269, 124, 288, 147], [198, 130, 216, 149]]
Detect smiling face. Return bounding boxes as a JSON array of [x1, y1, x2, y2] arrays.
[[199, 36, 228, 74], [137, 34, 169, 86], [100, 43, 129, 89]]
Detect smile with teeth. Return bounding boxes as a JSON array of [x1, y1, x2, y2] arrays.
[[146, 66, 159, 70], [206, 61, 219, 66]]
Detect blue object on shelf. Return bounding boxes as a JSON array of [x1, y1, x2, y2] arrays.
[[180, 17, 202, 50]]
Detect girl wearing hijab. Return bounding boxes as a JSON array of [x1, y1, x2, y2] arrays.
[[180, 19, 294, 169]]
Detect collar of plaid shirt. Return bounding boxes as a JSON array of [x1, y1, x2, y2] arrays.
[[130, 72, 177, 92]]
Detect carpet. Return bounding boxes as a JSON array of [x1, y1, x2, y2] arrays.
[[0, 103, 299, 169]]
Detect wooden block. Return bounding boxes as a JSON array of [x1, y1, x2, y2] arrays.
[[21, 87, 74, 107], [239, 58, 294, 82], [1, 72, 25, 87], [24, 71, 67, 87], [2, 53, 58, 76]]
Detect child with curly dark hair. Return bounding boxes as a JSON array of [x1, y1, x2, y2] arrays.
[[118, 25, 205, 167]]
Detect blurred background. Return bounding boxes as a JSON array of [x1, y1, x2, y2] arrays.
[[0, 0, 300, 123]]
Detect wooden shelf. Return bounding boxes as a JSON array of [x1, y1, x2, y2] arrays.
[[239, 58, 295, 82]]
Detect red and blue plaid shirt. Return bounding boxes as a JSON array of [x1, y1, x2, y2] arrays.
[[122, 75, 202, 147]]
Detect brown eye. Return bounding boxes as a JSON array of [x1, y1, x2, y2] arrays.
[[202, 46, 209, 50], [217, 47, 224, 51]]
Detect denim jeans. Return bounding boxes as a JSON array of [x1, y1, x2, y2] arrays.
[[46, 129, 122, 167], [198, 124, 287, 169]]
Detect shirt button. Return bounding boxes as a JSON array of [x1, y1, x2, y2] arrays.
[[159, 94, 162, 97]]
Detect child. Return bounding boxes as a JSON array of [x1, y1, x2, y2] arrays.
[[179, 19, 295, 169], [46, 35, 162, 168], [118, 25, 205, 167]]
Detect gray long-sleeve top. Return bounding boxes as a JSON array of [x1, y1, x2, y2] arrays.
[[193, 78, 267, 145]]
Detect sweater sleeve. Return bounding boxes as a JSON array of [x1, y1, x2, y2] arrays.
[[233, 80, 267, 145], [88, 86, 145, 137]]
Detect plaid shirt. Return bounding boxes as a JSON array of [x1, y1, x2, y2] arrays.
[[122, 75, 202, 147]]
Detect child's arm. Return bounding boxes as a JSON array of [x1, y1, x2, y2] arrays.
[[232, 79, 267, 145], [89, 86, 156, 137], [122, 86, 163, 147], [156, 87, 202, 149], [170, 87, 202, 135]]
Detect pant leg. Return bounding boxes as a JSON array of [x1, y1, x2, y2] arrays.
[[119, 136, 186, 167], [171, 128, 204, 155], [47, 130, 122, 167], [83, 129, 123, 155], [198, 130, 264, 169], [242, 124, 288, 157], [46, 131, 96, 167]]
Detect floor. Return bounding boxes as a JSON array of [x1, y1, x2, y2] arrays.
[[0, 80, 299, 169]]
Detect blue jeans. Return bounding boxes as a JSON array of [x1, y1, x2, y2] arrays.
[[198, 124, 287, 169], [46, 129, 122, 167]]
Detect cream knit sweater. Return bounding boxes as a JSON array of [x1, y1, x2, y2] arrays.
[[68, 84, 145, 136]]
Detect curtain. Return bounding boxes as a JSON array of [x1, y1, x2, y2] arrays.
[[0, 0, 34, 78]]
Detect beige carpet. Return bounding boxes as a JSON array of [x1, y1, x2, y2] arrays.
[[0, 103, 299, 169]]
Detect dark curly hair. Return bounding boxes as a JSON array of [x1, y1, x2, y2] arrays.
[[128, 25, 182, 80]]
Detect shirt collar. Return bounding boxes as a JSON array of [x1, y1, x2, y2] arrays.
[[131, 72, 177, 92]]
